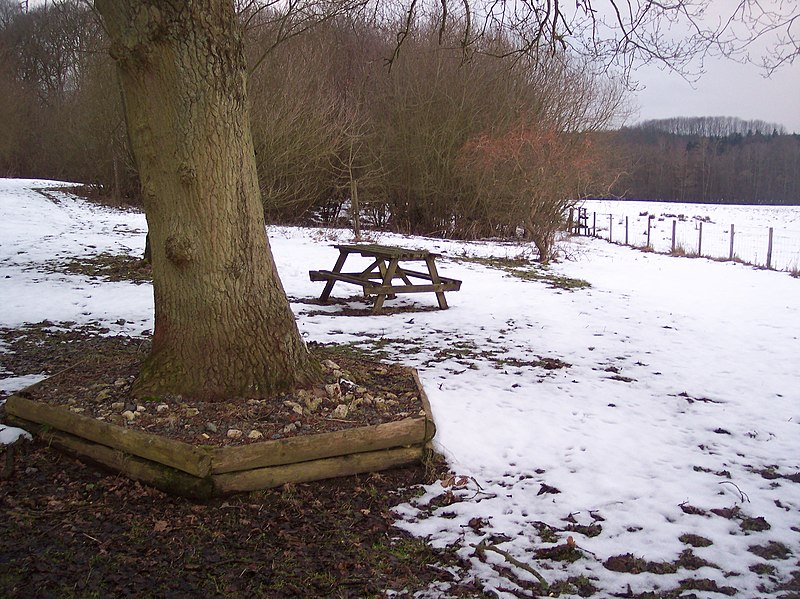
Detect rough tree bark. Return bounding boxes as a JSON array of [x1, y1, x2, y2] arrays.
[[95, 0, 319, 400]]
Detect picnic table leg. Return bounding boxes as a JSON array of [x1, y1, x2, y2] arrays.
[[320, 249, 348, 302], [372, 258, 399, 313], [376, 260, 396, 299], [425, 255, 449, 309]]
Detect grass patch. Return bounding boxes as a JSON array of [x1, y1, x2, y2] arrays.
[[461, 256, 590, 291], [748, 541, 792, 560], [39, 252, 151, 284], [679, 533, 712, 547]]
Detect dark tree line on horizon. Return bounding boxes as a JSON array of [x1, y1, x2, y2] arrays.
[[610, 118, 800, 205]]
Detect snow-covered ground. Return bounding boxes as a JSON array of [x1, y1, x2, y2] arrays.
[[1, 180, 799, 597], [580, 199, 800, 272]]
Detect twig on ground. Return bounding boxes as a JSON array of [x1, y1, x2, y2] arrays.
[[719, 480, 750, 503], [473, 540, 549, 590]]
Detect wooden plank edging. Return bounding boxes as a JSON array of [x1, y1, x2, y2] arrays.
[[412, 369, 437, 444], [5, 395, 212, 478], [210, 416, 427, 474], [3, 365, 438, 495], [8, 417, 214, 499], [213, 446, 422, 494]]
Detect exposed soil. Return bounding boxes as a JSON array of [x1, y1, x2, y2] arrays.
[[0, 323, 487, 598], [8, 327, 425, 447], [1, 441, 482, 598]]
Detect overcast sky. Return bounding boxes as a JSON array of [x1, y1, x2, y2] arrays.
[[630, 58, 800, 133], [626, 17, 800, 135]]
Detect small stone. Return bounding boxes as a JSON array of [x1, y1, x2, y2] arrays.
[[283, 400, 304, 416], [111, 402, 125, 410], [321, 359, 341, 371], [282, 423, 297, 434], [304, 396, 322, 413], [332, 404, 349, 419], [95, 389, 112, 402], [113, 378, 127, 388], [200, 433, 210, 440], [247, 430, 263, 440], [121, 410, 136, 421], [226, 429, 243, 439], [136, 405, 146, 412], [325, 383, 341, 399], [70, 407, 85, 413], [205, 422, 218, 433], [156, 403, 169, 413], [184, 407, 200, 417]]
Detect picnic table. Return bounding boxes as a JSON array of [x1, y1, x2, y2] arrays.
[[309, 244, 462, 313]]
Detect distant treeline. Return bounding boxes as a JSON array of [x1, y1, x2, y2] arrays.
[[611, 118, 800, 205]]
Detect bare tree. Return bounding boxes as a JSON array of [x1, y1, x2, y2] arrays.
[[94, 0, 319, 400], [406, 0, 798, 77]]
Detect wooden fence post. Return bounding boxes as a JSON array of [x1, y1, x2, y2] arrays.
[[609, 214, 613, 242], [698, 221, 703, 256], [625, 216, 629, 245], [729, 224, 735, 261], [646, 217, 651, 248], [592, 212, 596, 237], [671, 220, 676, 253], [568, 208, 574, 234], [766, 227, 774, 269]]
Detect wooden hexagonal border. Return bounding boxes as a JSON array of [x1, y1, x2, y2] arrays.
[[5, 371, 436, 498]]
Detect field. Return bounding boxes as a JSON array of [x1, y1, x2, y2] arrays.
[[2, 180, 799, 598], [581, 199, 800, 272]]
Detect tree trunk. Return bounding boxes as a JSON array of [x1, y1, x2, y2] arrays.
[[95, 0, 318, 400]]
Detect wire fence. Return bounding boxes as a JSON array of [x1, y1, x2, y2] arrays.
[[570, 208, 800, 274]]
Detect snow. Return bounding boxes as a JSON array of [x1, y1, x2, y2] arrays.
[[580, 198, 800, 272], [1, 179, 799, 597], [0, 423, 31, 445], [0, 374, 48, 397]]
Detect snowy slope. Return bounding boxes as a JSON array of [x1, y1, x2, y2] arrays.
[[1, 179, 799, 597]]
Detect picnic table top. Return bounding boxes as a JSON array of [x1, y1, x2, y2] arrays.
[[334, 244, 438, 260]]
